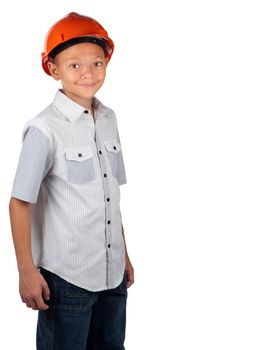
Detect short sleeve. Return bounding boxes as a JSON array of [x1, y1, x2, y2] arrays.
[[11, 125, 53, 204], [115, 121, 127, 186]]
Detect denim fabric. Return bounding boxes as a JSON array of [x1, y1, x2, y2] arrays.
[[36, 268, 127, 350]]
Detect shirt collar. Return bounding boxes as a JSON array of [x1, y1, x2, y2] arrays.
[[53, 89, 107, 123]]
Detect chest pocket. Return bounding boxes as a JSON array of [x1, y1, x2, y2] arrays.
[[104, 139, 121, 179], [65, 145, 95, 185]]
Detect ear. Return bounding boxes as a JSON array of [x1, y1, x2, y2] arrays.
[[47, 61, 60, 81]]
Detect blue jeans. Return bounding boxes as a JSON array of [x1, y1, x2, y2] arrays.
[[36, 267, 127, 350]]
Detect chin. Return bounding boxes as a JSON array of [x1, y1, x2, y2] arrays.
[[83, 92, 96, 100], [79, 87, 99, 97]]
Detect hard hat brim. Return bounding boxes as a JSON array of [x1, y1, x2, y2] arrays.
[[49, 36, 109, 59]]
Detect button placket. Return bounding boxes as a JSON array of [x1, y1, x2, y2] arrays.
[[94, 129, 113, 288]]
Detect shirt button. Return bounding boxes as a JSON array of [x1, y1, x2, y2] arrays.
[[104, 173, 107, 177], [99, 150, 102, 155], [107, 198, 110, 202], [108, 244, 111, 248], [107, 220, 111, 224], [113, 146, 117, 150], [84, 110, 89, 114], [78, 153, 82, 157]]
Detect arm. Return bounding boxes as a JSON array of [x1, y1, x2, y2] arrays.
[[9, 197, 50, 310], [121, 222, 134, 288]]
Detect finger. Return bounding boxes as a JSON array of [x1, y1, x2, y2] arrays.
[[42, 281, 50, 301], [28, 299, 38, 310], [25, 301, 31, 308], [126, 273, 134, 288], [35, 295, 49, 311], [127, 280, 134, 288], [30, 300, 38, 310]]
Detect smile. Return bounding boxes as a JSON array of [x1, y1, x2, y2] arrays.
[[78, 83, 97, 87]]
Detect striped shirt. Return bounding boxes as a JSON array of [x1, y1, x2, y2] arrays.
[[11, 89, 127, 291]]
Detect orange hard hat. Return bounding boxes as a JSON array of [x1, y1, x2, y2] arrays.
[[41, 12, 114, 75]]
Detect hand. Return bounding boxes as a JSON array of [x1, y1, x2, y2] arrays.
[[19, 268, 50, 311], [125, 255, 134, 289]]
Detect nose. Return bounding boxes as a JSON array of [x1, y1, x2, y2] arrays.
[[80, 65, 94, 78]]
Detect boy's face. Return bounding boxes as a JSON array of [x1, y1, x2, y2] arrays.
[[47, 43, 108, 110]]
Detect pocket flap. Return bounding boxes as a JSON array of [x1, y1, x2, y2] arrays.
[[65, 145, 93, 161], [104, 140, 121, 154]]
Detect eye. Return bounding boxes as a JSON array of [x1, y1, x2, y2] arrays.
[[69, 64, 80, 69], [95, 61, 103, 68]]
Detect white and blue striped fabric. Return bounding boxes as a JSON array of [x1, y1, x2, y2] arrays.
[[11, 89, 127, 291]]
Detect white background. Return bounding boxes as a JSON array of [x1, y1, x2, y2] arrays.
[[1, 0, 268, 349]]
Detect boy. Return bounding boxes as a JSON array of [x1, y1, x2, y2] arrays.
[[9, 12, 134, 350]]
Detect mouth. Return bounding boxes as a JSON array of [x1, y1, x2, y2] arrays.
[[78, 83, 97, 88]]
